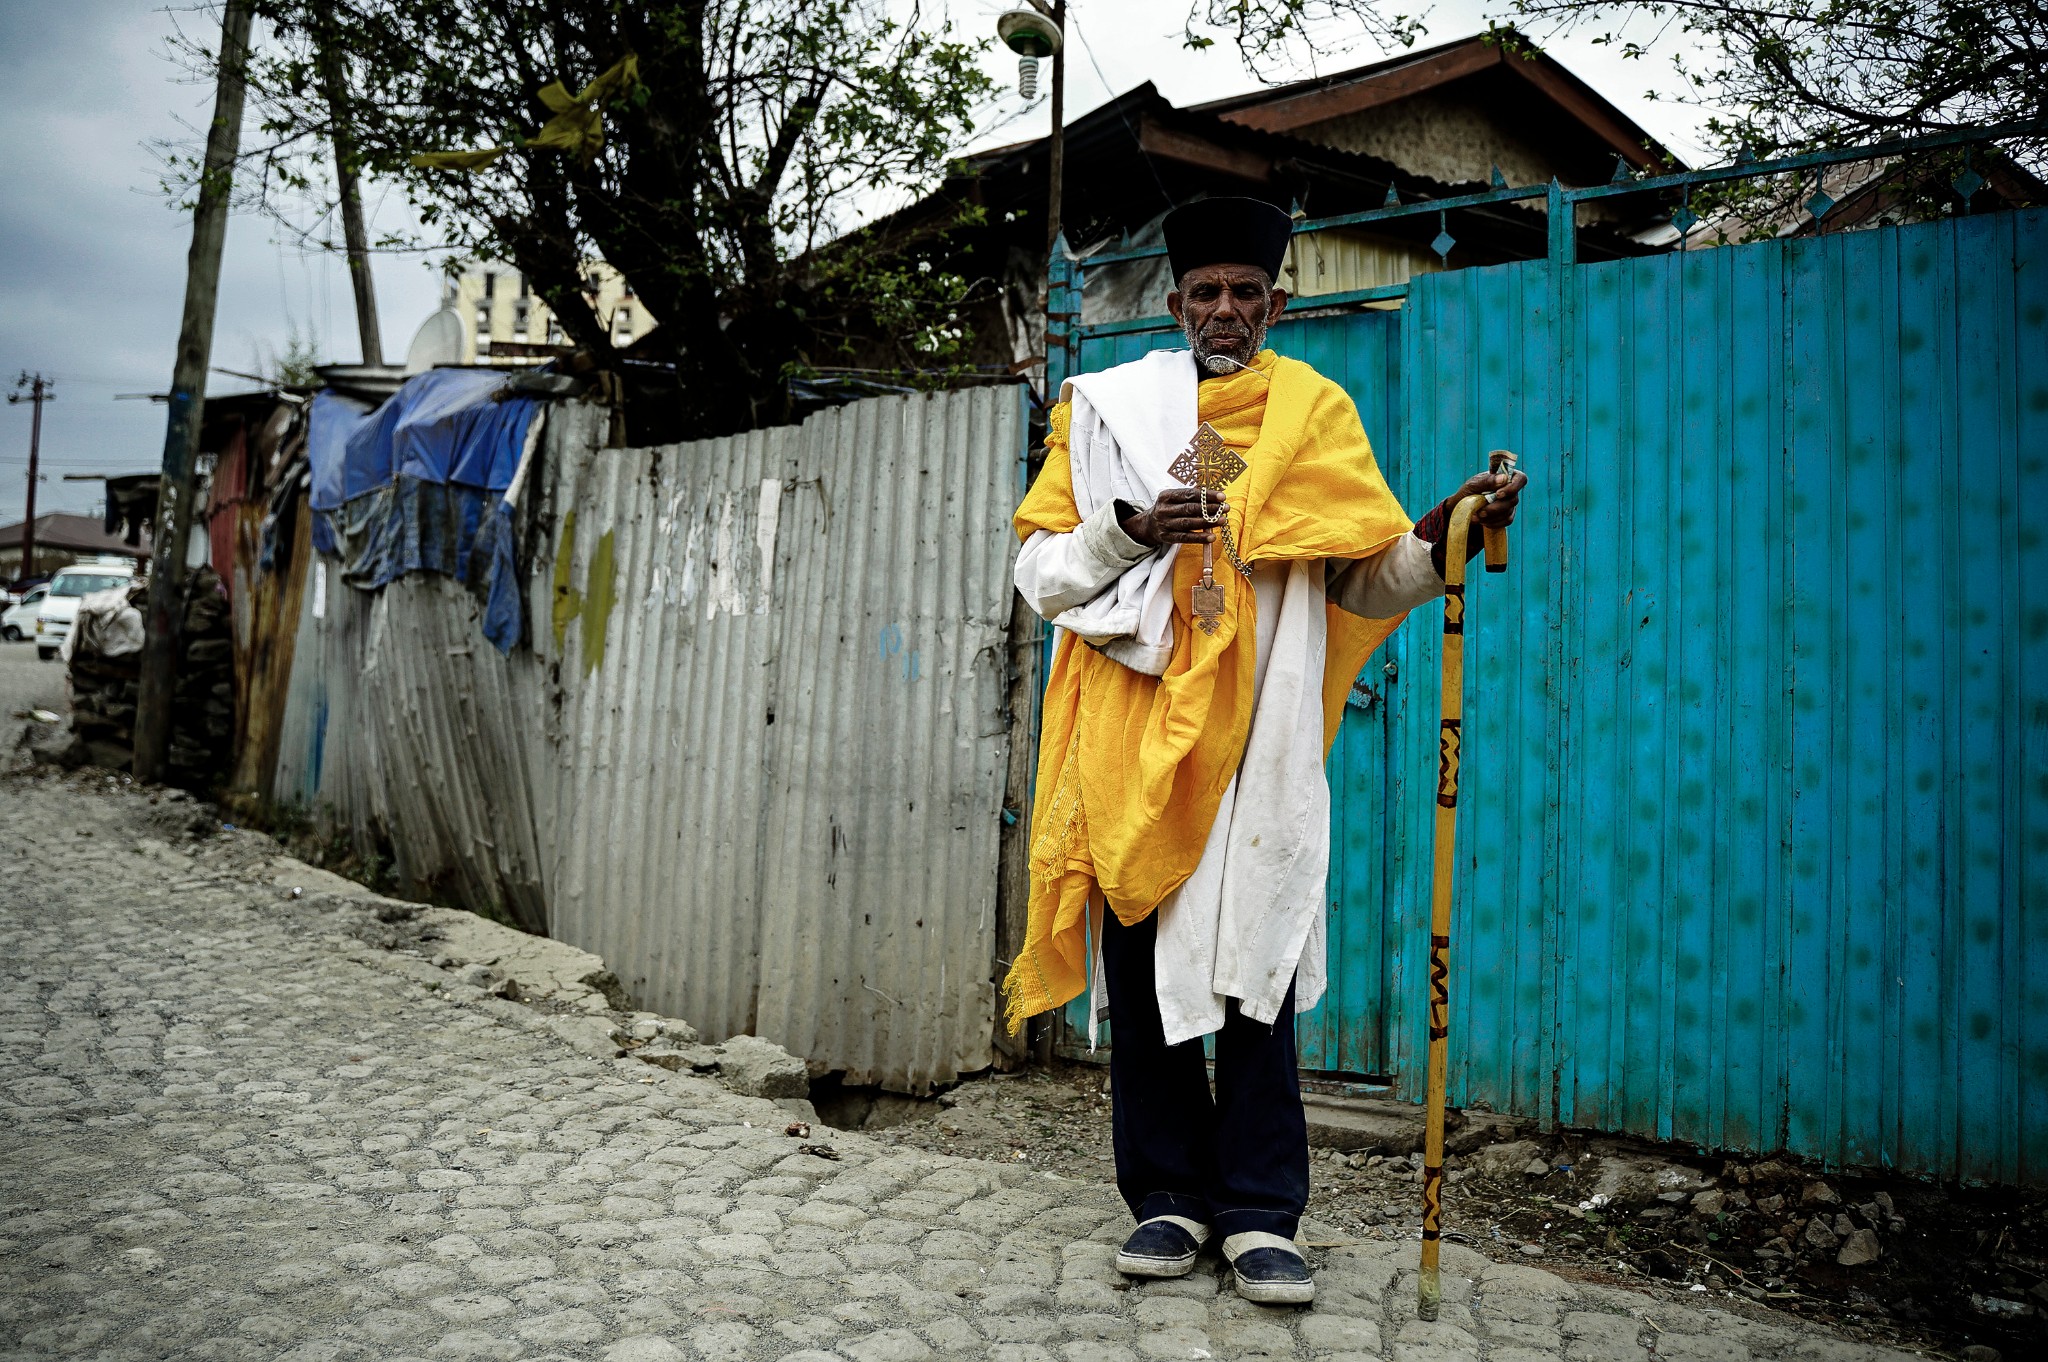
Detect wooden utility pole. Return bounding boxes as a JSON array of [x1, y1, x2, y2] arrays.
[[1030, 0, 1067, 1070], [317, 23, 382, 365], [1045, 0, 1066, 259], [998, 1, 1067, 408], [996, 0, 1067, 1066], [7, 373, 50, 582], [134, 0, 253, 784]]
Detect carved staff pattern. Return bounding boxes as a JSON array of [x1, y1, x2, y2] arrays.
[[1437, 719, 1461, 809], [1427, 933, 1450, 1041], [1421, 1165, 1443, 1242]]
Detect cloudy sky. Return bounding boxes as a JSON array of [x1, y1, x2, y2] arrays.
[[0, 0, 1712, 526]]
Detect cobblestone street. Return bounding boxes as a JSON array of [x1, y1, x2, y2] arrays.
[[0, 744, 1934, 1360]]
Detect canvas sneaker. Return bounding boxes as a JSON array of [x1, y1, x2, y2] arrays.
[[1222, 1230, 1314, 1304], [1114, 1215, 1210, 1278]]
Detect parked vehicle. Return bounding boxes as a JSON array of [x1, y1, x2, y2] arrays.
[[2, 586, 47, 642], [36, 560, 139, 660]]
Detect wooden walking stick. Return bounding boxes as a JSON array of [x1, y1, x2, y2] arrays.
[[1417, 450, 1515, 1322]]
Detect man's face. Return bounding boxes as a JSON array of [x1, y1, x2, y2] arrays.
[[1168, 263, 1290, 375]]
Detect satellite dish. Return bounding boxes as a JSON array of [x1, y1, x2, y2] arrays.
[[404, 308, 465, 374]]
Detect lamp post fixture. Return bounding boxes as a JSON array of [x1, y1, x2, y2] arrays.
[[997, 1, 1066, 258]]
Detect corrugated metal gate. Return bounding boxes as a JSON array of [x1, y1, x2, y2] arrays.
[[1056, 185, 2047, 1181]]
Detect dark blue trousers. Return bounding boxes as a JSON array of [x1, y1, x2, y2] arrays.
[[1101, 908, 1310, 1239]]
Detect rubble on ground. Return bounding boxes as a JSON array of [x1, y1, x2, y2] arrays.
[[7, 763, 2028, 1362], [714, 1033, 813, 1099], [262, 843, 817, 1116]]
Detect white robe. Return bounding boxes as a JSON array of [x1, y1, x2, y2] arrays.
[[1014, 349, 1444, 1046]]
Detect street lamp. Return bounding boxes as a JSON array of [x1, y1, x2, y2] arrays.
[[997, 1, 1066, 257], [997, 5, 1061, 101]]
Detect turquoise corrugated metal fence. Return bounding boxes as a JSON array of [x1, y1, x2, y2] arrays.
[[1063, 205, 2048, 1184]]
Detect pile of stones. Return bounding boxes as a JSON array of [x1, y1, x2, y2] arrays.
[[64, 582, 148, 771], [165, 569, 233, 781], [60, 568, 233, 786]]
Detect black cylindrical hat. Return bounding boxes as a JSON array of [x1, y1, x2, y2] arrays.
[[1162, 197, 1293, 282]]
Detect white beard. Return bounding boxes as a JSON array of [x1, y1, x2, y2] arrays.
[[1185, 320, 1268, 374]]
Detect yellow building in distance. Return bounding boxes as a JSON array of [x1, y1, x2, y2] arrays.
[[445, 260, 656, 364]]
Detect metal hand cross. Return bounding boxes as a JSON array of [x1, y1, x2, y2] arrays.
[[1168, 423, 1248, 635]]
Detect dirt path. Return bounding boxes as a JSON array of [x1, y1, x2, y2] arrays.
[[865, 1059, 2042, 1361]]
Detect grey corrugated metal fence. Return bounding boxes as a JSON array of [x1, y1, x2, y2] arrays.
[[274, 565, 552, 934], [274, 386, 1025, 1092]]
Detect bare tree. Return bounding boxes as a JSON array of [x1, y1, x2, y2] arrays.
[[1181, 0, 2043, 237], [1500, 0, 2047, 157], [1180, 0, 1425, 73]]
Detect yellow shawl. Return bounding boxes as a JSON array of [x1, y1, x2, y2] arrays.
[[1002, 350, 1413, 1033]]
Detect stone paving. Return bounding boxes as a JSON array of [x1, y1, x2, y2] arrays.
[[0, 769, 1934, 1362]]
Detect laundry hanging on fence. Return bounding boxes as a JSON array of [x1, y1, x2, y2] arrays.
[[307, 371, 543, 653]]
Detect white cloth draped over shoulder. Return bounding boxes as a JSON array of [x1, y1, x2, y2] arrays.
[[1014, 348, 1444, 1047], [1020, 348, 1195, 676]]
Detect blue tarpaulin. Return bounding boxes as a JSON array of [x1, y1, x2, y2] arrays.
[[306, 391, 373, 554], [343, 368, 536, 499], [307, 371, 541, 653]]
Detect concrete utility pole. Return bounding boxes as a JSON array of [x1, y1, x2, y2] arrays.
[[317, 22, 382, 366], [135, 0, 252, 784], [6, 373, 50, 582]]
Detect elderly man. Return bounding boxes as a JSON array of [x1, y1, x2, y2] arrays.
[[1003, 197, 1524, 1305]]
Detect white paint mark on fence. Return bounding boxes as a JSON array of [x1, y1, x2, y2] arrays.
[[754, 478, 782, 614]]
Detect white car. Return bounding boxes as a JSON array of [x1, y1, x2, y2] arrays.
[[2, 586, 47, 643], [36, 561, 140, 660]]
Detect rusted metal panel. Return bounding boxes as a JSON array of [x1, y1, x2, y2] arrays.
[[272, 385, 1022, 1091], [226, 496, 312, 805]]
